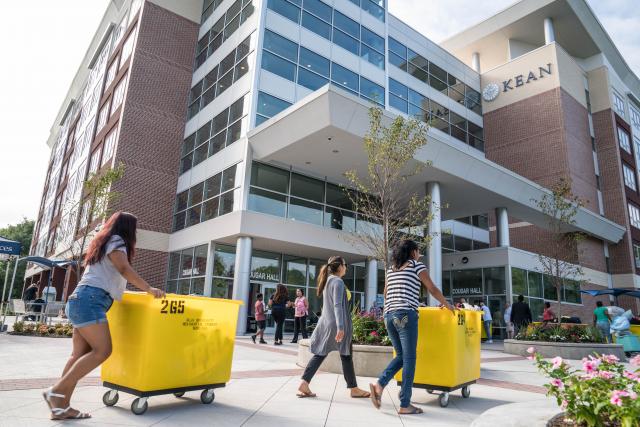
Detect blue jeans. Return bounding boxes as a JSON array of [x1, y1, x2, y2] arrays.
[[596, 320, 611, 343], [378, 309, 418, 408], [483, 320, 492, 340]]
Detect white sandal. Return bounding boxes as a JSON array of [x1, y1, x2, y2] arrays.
[[42, 387, 64, 411], [43, 388, 91, 420]]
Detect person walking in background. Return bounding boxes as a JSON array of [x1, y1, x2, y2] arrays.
[[251, 293, 267, 344], [478, 301, 493, 343], [291, 288, 309, 343], [510, 295, 532, 336], [369, 240, 455, 415], [269, 284, 290, 346], [504, 303, 514, 339], [297, 256, 370, 399], [543, 302, 556, 324], [43, 212, 164, 420], [23, 282, 38, 302], [593, 300, 612, 343]]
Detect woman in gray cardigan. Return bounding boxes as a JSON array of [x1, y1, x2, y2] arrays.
[[297, 256, 370, 398]]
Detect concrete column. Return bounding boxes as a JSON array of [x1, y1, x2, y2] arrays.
[[471, 52, 481, 73], [427, 182, 442, 306], [232, 236, 252, 334], [496, 207, 510, 247], [203, 241, 214, 297], [364, 258, 378, 310], [544, 18, 555, 45]]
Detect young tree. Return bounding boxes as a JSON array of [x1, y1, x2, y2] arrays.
[[343, 106, 434, 272], [534, 178, 585, 319], [61, 163, 125, 298]]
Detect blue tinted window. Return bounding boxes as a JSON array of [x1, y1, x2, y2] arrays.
[[299, 47, 330, 77], [360, 77, 384, 104], [301, 11, 331, 40], [389, 78, 408, 99], [362, 0, 384, 21], [389, 94, 407, 113], [257, 92, 292, 117], [409, 89, 427, 109], [360, 44, 384, 69], [333, 29, 359, 55], [388, 37, 406, 58], [388, 52, 406, 70], [267, 0, 301, 23], [262, 51, 296, 81], [331, 63, 359, 93], [256, 114, 269, 126], [263, 29, 299, 62], [361, 27, 384, 52], [333, 10, 359, 38], [408, 103, 425, 119], [302, 0, 332, 22], [298, 67, 329, 90]]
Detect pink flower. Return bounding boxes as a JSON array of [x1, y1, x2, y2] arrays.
[[370, 331, 379, 337], [630, 391, 638, 400], [527, 346, 536, 354], [630, 355, 640, 366], [610, 390, 631, 407], [550, 379, 565, 390], [527, 355, 535, 361], [598, 371, 615, 380], [623, 370, 638, 381], [551, 357, 564, 370], [582, 372, 597, 380], [561, 400, 568, 409], [601, 354, 619, 364], [611, 394, 623, 406], [583, 359, 601, 374]]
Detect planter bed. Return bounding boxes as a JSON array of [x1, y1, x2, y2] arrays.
[[504, 339, 626, 361], [297, 339, 392, 377]]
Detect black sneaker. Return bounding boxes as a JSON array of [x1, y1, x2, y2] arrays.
[[290, 340, 298, 344], [274, 341, 282, 346], [251, 335, 256, 343], [259, 339, 268, 344]]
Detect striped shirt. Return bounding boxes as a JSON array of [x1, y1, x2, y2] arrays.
[[384, 260, 427, 313]]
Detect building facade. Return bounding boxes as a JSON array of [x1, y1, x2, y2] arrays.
[[29, 0, 637, 337]]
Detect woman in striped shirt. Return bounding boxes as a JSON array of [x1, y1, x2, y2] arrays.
[[369, 239, 454, 414]]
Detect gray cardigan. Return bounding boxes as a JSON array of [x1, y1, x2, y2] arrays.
[[309, 275, 352, 356]]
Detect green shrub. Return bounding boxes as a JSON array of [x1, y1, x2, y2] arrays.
[[516, 323, 604, 344], [352, 310, 390, 346]]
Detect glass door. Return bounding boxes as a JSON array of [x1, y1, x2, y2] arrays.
[[261, 283, 277, 333]]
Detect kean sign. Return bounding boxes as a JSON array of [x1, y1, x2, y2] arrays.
[[482, 63, 553, 102]]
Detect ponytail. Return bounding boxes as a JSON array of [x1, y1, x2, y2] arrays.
[[317, 256, 346, 296]]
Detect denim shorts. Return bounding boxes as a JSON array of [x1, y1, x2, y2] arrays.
[[66, 286, 114, 328]]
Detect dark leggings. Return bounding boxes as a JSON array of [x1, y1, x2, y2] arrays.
[[302, 351, 357, 388], [272, 309, 285, 342], [293, 315, 308, 341]]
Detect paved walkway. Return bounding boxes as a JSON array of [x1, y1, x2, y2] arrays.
[[0, 333, 556, 426]]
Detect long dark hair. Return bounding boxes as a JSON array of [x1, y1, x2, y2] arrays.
[[391, 239, 419, 270], [273, 284, 288, 303], [317, 256, 345, 296], [84, 211, 137, 265]]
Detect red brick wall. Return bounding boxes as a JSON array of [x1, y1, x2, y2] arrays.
[[131, 248, 169, 289], [110, 2, 199, 234]]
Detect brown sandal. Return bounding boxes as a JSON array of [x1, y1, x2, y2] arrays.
[[351, 390, 371, 398], [296, 390, 317, 398], [398, 405, 423, 415], [369, 383, 381, 409]]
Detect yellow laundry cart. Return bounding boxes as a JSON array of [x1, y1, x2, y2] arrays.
[[101, 292, 242, 415], [395, 307, 481, 407]]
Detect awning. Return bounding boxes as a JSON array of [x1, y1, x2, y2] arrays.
[[580, 288, 640, 298], [21, 256, 77, 270]]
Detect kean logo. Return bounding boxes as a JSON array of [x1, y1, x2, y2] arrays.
[[502, 63, 553, 93]]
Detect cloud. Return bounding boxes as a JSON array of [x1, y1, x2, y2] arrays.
[[388, 0, 640, 76]]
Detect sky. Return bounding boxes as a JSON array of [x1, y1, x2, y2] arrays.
[[1, 0, 639, 229]]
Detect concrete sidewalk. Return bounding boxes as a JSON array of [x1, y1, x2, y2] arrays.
[[0, 333, 556, 426]]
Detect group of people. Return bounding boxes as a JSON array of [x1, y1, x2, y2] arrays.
[[455, 298, 494, 343], [250, 286, 309, 345]]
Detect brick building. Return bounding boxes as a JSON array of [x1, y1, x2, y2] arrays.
[[27, 0, 638, 336]]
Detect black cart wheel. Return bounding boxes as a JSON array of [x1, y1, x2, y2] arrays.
[[131, 398, 148, 415], [426, 389, 434, 394], [438, 392, 450, 408], [174, 392, 185, 398], [201, 389, 215, 404], [461, 386, 471, 398], [102, 390, 119, 406]]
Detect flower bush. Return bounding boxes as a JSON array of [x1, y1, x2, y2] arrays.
[[517, 323, 604, 344], [11, 321, 72, 338], [352, 311, 390, 346], [530, 347, 640, 427]]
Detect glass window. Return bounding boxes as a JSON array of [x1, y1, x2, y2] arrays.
[[623, 163, 637, 191], [388, 37, 406, 58], [389, 94, 407, 113], [543, 275, 558, 301], [298, 67, 329, 90], [267, 0, 300, 23], [222, 164, 237, 191], [359, 77, 384, 104], [454, 236, 472, 252], [303, 0, 331, 22], [325, 183, 352, 209], [291, 173, 324, 202], [121, 30, 136, 64], [205, 173, 222, 199], [193, 245, 208, 276], [360, 44, 384, 69], [388, 52, 407, 70], [168, 252, 181, 279], [283, 256, 307, 285], [618, 127, 631, 153], [634, 243, 640, 268], [251, 251, 281, 282], [214, 244, 236, 277], [511, 268, 526, 296], [331, 63, 358, 93], [301, 10, 331, 40], [451, 269, 483, 298], [299, 47, 330, 77], [324, 207, 356, 231], [629, 203, 640, 229], [96, 102, 110, 133], [211, 278, 233, 299], [332, 29, 359, 55], [180, 248, 194, 277], [112, 75, 128, 112], [102, 128, 118, 166], [389, 78, 407, 99], [333, 10, 358, 38], [104, 59, 118, 91], [361, 0, 384, 21], [202, 197, 220, 220], [288, 197, 323, 225], [249, 187, 287, 217], [527, 271, 542, 298], [257, 92, 291, 119], [188, 182, 204, 206], [563, 279, 581, 304], [263, 30, 298, 62], [408, 63, 428, 83], [360, 26, 384, 52], [613, 91, 626, 116], [308, 259, 325, 285], [251, 162, 289, 192], [354, 265, 366, 292], [483, 267, 505, 294]]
